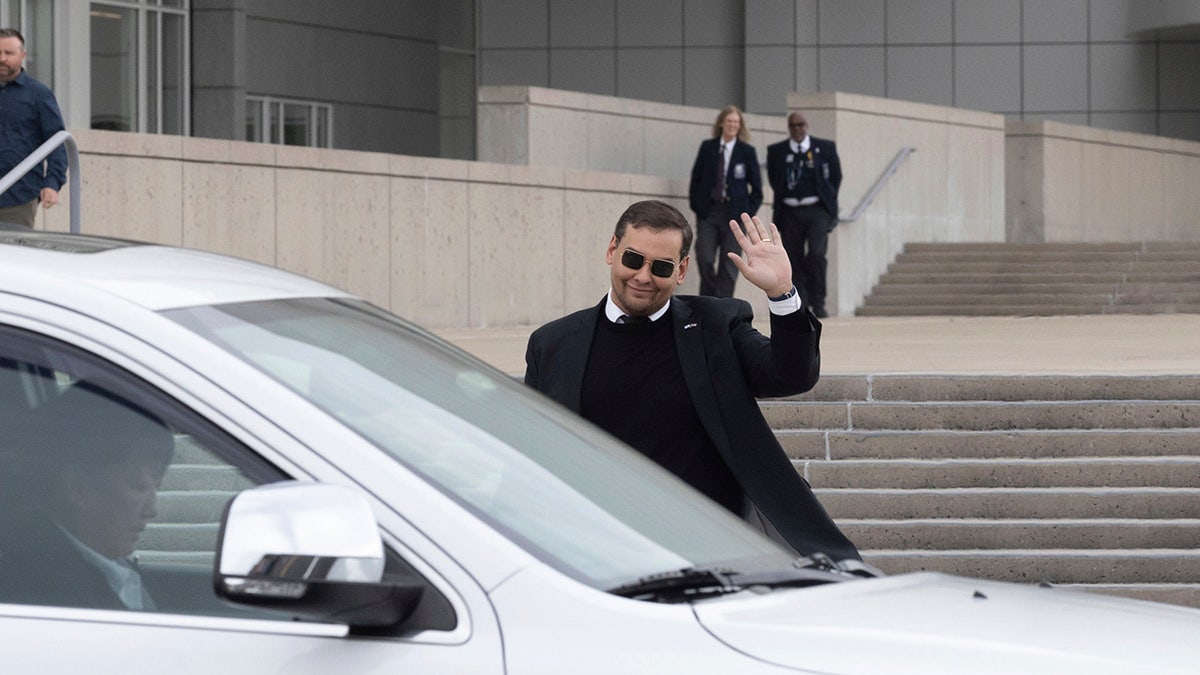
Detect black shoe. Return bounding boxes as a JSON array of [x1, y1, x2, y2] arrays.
[[813, 306, 828, 319]]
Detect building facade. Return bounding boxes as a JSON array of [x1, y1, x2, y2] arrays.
[[4, 0, 1199, 160]]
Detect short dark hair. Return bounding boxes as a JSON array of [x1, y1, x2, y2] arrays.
[[613, 200, 694, 261], [14, 382, 175, 494], [0, 28, 25, 46]]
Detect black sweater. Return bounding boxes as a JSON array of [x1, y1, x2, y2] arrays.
[[580, 314, 742, 513]]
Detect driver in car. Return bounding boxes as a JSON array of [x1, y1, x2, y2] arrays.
[[0, 382, 174, 611]]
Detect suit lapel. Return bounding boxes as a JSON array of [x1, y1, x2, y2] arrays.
[[558, 301, 603, 412], [671, 298, 730, 456]]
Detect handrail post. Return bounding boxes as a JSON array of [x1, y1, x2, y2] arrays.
[[0, 129, 81, 233]]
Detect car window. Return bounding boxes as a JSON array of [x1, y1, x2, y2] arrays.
[[0, 325, 452, 629]]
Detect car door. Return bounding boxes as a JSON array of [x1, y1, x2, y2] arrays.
[[0, 318, 504, 673]]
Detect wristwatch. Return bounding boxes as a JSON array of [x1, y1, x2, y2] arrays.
[[768, 286, 798, 302]]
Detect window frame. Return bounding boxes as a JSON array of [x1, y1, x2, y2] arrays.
[[245, 94, 334, 148], [89, 0, 190, 135]]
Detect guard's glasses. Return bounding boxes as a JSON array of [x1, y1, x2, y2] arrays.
[[621, 249, 679, 278]]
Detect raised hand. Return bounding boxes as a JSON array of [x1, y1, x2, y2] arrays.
[[726, 212, 793, 298]]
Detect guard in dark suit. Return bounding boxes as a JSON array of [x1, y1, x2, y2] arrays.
[[688, 105, 764, 298], [524, 200, 862, 566], [766, 111, 842, 318]]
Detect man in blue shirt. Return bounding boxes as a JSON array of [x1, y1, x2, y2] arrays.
[[0, 28, 66, 229]]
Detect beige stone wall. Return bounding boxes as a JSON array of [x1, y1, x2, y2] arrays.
[[1006, 121, 1200, 243], [42, 129, 692, 330], [39, 93, 1199, 331], [477, 85, 784, 186], [478, 86, 1009, 317]]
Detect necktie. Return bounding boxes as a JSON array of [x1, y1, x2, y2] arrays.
[[619, 314, 649, 324], [712, 143, 727, 200], [787, 148, 800, 191]]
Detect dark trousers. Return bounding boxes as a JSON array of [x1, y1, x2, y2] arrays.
[[775, 203, 834, 311], [695, 206, 740, 298]]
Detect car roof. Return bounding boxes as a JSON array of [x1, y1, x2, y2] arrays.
[[0, 229, 352, 311]]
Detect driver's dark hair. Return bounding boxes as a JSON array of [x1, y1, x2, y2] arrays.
[[612, 200, 694, 261]]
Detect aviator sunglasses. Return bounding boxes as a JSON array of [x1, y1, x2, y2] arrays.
[[621, 249, 680, 278]]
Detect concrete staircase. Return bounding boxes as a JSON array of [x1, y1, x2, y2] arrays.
[[764, 373, 1200, 608], [858, 242, 1200, 316]]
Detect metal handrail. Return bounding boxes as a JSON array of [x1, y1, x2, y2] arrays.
[[0, 129, 81, 233], [839, 146, 915, 223]]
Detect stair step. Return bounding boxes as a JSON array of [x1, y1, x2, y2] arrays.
[[862, 241, 1200, 316], [155, 490, 238, 523], [161, 464, 255, 491], [838, 518, 1200, 549], [884, 261, 1200, 274], [803, 457, 1200, 488], [762, 400, 1200, 431], [816, 487, 1200, 519], [795, 374, 1200, 403], [1058, 583, 1200, 609], [778, 428, 1200, 460], [869, 282, 1200, 296], [902, 242, 1200, 253], [894, 251, 1200, 264], [877, 271, 1200, 284], [856, 303, 1200, 316], [863, 548, 1200, 585]]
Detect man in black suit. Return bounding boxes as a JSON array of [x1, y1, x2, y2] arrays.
[[524, 200, 862, 566], [688, 105, 764, 298], [766, 111, 842, 318], [0, 382, 173, 611]]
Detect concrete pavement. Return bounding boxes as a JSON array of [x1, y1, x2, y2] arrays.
[[436, 314, 1200, 378]]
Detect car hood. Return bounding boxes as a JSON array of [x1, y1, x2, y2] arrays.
[[692, 572, 1200, 674]]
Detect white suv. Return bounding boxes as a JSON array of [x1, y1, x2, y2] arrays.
[[1, 229, 1197, 674]]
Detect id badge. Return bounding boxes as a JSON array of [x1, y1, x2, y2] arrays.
[[733, 163, 746, 179]]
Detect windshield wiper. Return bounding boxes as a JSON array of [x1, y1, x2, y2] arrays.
[[608, 567, 740, 603], [608, 562, 847, 603]]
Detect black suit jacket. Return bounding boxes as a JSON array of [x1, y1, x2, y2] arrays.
[[766, 136, 842, 221], [688, 138, 764, 220], [0, 510, 134, 610], [524, 295, 860, 562]]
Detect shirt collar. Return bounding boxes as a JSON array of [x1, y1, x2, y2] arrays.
[[790, 135, 810, 153], [0, 68, 28, 88], [605, 291, 670, 323], [58, 524, 146, 610]]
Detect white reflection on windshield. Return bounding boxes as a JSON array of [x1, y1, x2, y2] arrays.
[[166, 299, 783, 587]]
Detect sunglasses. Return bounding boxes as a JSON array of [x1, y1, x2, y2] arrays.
[[620, 249, 679, 278]]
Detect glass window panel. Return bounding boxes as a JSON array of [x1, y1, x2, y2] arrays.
[[316, 106, 330, 148], [22, 0, 55, 87], [160, 13, 185, 134], [245, 98, 263, 142], [268, 101, 282, 144], [146, 12, 159, 133], [282, 103, 310, 146], [90, 4, 138, 132]]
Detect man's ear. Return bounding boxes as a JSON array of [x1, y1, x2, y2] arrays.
[[676, 255, 689, 284], [606, 235, 619, 265]]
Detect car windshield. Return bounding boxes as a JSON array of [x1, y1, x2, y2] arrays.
[[165, 298, 789, 589]]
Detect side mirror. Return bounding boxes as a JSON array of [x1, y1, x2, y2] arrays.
[[214, 481, 423, 627]]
